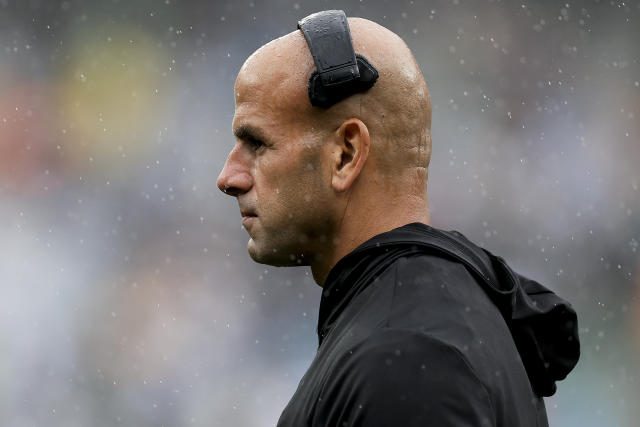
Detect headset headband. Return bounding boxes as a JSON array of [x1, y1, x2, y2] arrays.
[[297, 10, 379, 108]]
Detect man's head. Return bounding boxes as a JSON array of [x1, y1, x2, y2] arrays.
[[217, 14, 432, 280]]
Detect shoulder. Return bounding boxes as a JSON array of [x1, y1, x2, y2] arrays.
[[382, 253, 506, 340], [315, 328, 496, 426], [348, 328, 489, 391], [377, 252, 481, 308], [391, 252, 475, 286]]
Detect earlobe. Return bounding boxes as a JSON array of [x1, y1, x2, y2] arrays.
[[331, 119, 370, 192]]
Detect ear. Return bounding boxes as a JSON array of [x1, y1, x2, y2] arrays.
[[330, 118, 370, 192]]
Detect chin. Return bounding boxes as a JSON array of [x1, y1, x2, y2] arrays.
[[247, 238, 311, 267]]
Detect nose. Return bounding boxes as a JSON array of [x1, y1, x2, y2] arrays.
[[217, 146, 253, 197]]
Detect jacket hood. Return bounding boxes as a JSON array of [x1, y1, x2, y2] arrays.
[[320, 222, 580, 397]]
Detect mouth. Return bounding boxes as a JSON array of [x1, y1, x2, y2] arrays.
[[242, 214, 257, 226], [239, 205, 257, 226]]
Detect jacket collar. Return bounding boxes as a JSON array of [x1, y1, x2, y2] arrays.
[[317, 221, 580, 397], [319, 222, 453, 345]]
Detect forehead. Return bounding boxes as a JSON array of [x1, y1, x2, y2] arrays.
[[232, 99, 275, 140], [233, 98, 311, 148], [234, 56, 309, 109], [233, 75, 313, 143], [232, 32, 315, 127]]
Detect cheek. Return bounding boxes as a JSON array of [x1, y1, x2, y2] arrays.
[[255, 147, 329, 215], [252, 160, 296, 219], [273, 166, 322, 210], [295, 163, 332, 213]]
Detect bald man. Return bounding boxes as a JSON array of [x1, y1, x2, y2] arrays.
[[218, 11, 579, 427]]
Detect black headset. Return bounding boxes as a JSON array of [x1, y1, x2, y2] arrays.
[[297, 10, 379, 108]]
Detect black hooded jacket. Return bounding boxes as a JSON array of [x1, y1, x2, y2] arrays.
[[276, 222, 580, 427]]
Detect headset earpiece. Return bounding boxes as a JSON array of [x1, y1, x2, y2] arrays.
[[297, 10, 379, 108]]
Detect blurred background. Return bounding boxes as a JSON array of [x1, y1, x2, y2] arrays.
[[1, 0, 638, 425]]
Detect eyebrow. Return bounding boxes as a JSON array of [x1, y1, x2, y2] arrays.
[[233, 124, 270, 144]]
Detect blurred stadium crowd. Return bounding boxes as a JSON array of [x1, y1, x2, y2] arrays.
[[1, 1, 639, 426]]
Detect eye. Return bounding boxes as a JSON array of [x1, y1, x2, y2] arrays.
[[247, 137, 265, 151]]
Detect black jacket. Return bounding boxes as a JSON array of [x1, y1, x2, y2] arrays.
[[276, 222, 580, 427]]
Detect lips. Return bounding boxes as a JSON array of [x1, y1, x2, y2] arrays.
[[242, 215, 256, 227], [240, 208, 257, 228]]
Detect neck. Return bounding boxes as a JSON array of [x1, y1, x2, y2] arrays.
[[310, 196, 430, 287]]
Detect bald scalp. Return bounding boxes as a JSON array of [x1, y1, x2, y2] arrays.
[[235, 16, 432, 196], [235, 31, 314, 115]]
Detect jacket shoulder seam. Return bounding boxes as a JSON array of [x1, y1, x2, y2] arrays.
[[384, 262, 400, 329]]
